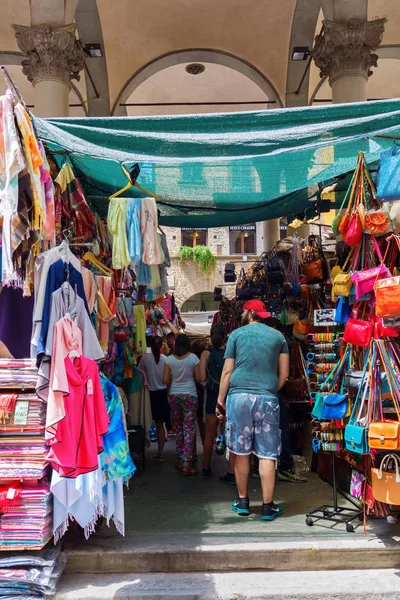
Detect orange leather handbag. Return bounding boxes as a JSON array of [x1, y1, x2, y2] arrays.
[[375, 276, 400, 318], [371, 454, 400, 505], [368, 420, 400, 451]]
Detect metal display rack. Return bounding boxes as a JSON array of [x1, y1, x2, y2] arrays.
[[305, 451, 363, 532]]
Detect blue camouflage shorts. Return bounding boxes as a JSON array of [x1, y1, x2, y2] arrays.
[[225, 393, 281, 460]]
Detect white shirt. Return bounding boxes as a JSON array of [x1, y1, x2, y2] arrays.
[[139, 353, 167, 391], [166, 353, 200, 397]]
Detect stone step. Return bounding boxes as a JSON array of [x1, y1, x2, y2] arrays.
[[64, 535, 400, 574], [56, 569, 400, 600]]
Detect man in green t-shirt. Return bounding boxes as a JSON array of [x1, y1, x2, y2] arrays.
[[216, 299, 290, 520]]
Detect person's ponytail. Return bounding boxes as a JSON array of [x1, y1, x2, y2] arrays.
[[151, 336, 162, 364]]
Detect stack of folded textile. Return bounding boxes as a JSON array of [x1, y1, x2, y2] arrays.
[[0, 483, 52, 550], [0, 547, 66, 595], [0, 393, 46, 434], [0, 359, 38, 389], [0, 359, 52, 551], [0, 436, 49, 479]]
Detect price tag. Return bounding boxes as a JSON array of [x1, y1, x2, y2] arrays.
[[86, 379, 93, 395], [7, 488, 15, 500], [13, 400, 29, 425]]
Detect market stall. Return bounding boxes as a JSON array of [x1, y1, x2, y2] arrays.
[[2, 77, 400, 559]]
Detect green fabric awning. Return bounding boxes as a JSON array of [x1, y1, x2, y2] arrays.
[[31, 98, 400, 227]]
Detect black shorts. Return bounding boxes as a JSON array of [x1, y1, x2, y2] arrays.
[[149, 389, 170, 423], [205, 386, 219, 416]]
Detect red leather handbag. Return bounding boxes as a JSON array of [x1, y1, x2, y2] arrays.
[[345, 210, 363, 247], [343, 317, 374, 347]]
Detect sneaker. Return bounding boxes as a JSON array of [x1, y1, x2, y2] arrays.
[[152, 452, 164, 462], [232, 498, 250, 516], [219, 472, 236, 486], [262, 502, 284, 521], [278, 468, 308, 483], [167, 430, 175, 437], [202, 468, 211, 479], [251, 471, 260, 480]]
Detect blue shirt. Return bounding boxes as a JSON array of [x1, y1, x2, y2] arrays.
[[224, 323, 289, 397], [37, 259, 89, 357]]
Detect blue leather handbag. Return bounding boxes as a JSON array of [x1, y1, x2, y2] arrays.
[[321, 394, 349, 420], [377, 145, 400, 202], [344, 422, 369, 454]]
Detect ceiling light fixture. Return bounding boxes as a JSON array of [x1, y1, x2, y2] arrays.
[[186, 63, 206, 75], [84, 43, 103, 58], [292, 46, 310, 61]]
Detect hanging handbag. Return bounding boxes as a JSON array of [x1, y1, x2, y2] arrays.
[[386, 200, 400, 233], [373, 317, 399, 339], [343, 317, 374, 348], [351, 236, 390, 300], [368, 420, 400, 451], [335, 296, 351, 324], [344, 368, 369, 454], [344, 209, 363, 247], [371, 454, 400, 505], [321, 393, 350, 421], [302, 259, 324, 284], [375, 276, 400, 318], [333, 271, 352, 297], [364, 208, 392, 236], [344, 369, 364, 390], [377, 144, 400, 202], [311, 393, 325, 420]]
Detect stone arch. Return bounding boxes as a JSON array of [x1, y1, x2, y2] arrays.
[[285, 0, 321, 107], [111, 49, 284, 116], [172, 261, 235, 308]]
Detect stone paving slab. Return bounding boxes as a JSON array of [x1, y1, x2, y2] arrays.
[[56, 569, 400, 600]]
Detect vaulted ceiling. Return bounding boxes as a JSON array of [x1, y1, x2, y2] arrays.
[[0, 0, 400, 116]]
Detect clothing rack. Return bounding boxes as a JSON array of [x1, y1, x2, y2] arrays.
[[305, 451, 362, 532]]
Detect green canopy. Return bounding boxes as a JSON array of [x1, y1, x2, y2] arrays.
[[32, 98, 400, 227]]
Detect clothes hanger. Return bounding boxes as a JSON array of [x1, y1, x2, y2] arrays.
[[82, 251, 114, 277]]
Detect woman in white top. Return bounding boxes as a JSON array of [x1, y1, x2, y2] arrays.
[[139, 336, 168, 461], [163, 334, 200, 475]]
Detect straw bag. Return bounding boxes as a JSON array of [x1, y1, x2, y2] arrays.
[[371, 454, 400, 505]]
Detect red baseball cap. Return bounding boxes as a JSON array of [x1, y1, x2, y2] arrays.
[[243, 299, 271, 319]]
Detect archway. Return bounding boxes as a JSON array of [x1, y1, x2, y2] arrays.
[[181, 292, 219, 313], [111, 49, 284, 115]]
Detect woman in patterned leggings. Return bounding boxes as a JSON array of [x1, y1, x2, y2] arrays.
[[163, 334, 201, 475]]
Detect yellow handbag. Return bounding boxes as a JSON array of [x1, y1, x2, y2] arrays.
[[333, 271, 352, 297], [371, 454, 400, 505]]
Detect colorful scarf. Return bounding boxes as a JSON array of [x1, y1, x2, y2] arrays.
[[54, 161, 97, 242], [100, 374, 136, 483]]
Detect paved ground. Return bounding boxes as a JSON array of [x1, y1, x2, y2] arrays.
[[56, 569, 400, 599], [88, 436, 398, 541], [63, 437, 400, 575]]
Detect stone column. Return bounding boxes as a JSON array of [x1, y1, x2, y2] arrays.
[[312, 17, 386, 104], [262, 219, 281, 252], [13, 23, 86, 117]]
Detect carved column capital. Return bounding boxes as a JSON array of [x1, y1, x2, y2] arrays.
[[12, 23, 86, 88], [312, 17, 387, 84]]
